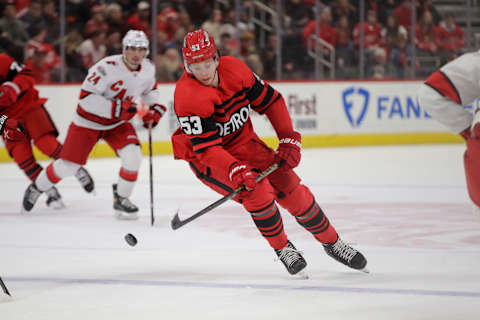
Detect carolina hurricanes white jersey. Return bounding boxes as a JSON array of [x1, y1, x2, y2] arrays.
[[419, 49, 480, 133], [72, 54, 161, 130]]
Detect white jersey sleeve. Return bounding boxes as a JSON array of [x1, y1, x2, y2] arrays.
[[418, 50, 480, 133]]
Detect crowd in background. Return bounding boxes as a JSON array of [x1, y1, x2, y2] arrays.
[[0, 0, 468, 83]]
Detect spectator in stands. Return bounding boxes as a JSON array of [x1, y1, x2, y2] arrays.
[[126, 1, 152, 38], [418, 0, 441, 25], [335, 14, 355, 78], [353, 10, 385, 78], [218, 32, 236, 57], [436, 12, 464, 64], [156, 48, 183, 82], [105, 30, 122, 56], [184, 0, 212, 28], [394, 0, 419, 30], [20, 0, 45, 37], [84, 5, 109, 39], [262, 33, 302, 80], [239, 31, 264, 77], [381, 14, 407, 51], [42, 0, 60, 44], [387, 31, 413, 78], [24, 43, 60, 83], [285, 0, 313, 33], [177, 10, 195, 35], [201, 9, 223, 43], [331, 0, 357, 27], [25, 24, 61, 83], [76, 29, 107, 75], [157, 6, 180, 44], [64, 30, 85, 82], [236, 9, 255, 35], [0, 1, 29, 49], [303, 7, 337, 49], [415, 10, 439, 56], [105, 3, 128, 36], [378, 0, 398, 25]]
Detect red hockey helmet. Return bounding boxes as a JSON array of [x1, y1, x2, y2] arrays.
[[182, 29, 218, 71]]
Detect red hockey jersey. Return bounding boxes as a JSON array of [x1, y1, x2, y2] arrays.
[[172, 56, 281, 172], [0, 54, 44, 119]]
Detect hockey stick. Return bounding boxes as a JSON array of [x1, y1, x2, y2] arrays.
[[148, 122, 155, 226], [171, 162, 280, 230], [0, 276, 11, 296]]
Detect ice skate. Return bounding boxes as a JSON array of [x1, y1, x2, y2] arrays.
[[113, 184, 139, 220], [76, 167, 95, 194], [323, 237, 368, 273], [275, 240, 308, 277], [45, 186, 65, 209], [22, 183, 42, 212]]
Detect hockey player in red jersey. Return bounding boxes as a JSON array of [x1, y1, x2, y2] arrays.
[[22, 30, 167, 220], [418, 50, 480, 218], [172, 29, 367, 275], [0, 52, 94, 210]]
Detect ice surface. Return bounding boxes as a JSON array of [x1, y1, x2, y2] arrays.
[[0, 145, 479, 319]]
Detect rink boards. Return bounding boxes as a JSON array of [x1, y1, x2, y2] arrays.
[[1, 80, 474, 162]]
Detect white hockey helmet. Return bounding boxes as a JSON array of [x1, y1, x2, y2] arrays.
[[122, 30, 150, 57]]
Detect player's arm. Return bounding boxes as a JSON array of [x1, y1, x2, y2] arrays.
[[244, 69, 301, 170], [77, 64, 136, 122], [140, 81, 167, 128], [0, 54, 35, 106]]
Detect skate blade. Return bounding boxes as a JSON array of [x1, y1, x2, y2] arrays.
[[296, 270, 310, 279], [359, 267, 370, 274], [115, 211, 139, 220], [47, 200, 66, 210]]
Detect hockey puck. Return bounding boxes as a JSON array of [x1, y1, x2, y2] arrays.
[[124, 233, 137, 247]]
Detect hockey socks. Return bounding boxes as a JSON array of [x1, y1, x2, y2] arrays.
[[295, 200, 338, 244], [249, 200, 288, 250], [9, 142, 42, 181]]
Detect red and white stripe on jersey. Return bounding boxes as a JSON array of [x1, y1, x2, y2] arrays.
[[424, 70, 462, 105]]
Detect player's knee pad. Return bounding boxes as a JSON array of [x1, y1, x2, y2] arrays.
[[464, 138, 480, 207], [240, 179, 275, 213], [117, 144, 142, 182], [34, 134, 62, 159], [276, 184, 314, 216]]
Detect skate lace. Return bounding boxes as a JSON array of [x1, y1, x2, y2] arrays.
[[276, 246, 303, 267], [332, 239, 357, 263], [120, 197, 137, 210], [76, 168, 91, 186]]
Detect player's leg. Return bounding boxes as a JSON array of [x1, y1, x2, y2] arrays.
[[26, 105, 94, 193], [22, 123, 98, 211], [464, 137, 480, 218], [103, 122, 142, 220], [188, 158, 306, 275], [241, 136, 367, 271]]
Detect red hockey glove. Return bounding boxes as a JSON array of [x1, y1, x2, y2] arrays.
[[0, 82, 20, 106], [142, 104, 167, 129], [275, 131, 302, 170], [229, 162, 258, 192], [112, 97, 137, 121], [0, 115, 25, 141]]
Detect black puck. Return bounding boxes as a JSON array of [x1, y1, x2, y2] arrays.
[[124, 233, 137, 246]]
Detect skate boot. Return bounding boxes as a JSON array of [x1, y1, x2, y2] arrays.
[[45, 186, 65, 209], [275, 240, 307, 275], [75, 167, 95, 194], [113, 184, 139, 220], [323, 237, 368, 272], [22, 183, 42, 212]]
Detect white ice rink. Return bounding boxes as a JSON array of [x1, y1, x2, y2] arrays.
[[1, 144, 479, 319]]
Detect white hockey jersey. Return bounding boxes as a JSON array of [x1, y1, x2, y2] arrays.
[[73, 54, 161, 130], [419, 49, 480, 133]]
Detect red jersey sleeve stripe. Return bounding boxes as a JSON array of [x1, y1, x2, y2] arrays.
[[79, 89, 93, 99], [424, 70, 462, 105]]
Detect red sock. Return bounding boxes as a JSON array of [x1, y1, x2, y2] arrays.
[[249, 200, 288, 250], [34, 134, 62, 159], [9, 141, 43, 181]]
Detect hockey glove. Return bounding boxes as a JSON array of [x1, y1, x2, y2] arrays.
[[112, 97, 137, 121], [142, 104, 167, 128], [0, 82, 20, 106], [275, 131, 302, 170], [0, 115, 25, 141], [229, 162, 258, 192]]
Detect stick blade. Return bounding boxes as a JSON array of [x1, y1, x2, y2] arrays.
[[170, 211, 182, 230]]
